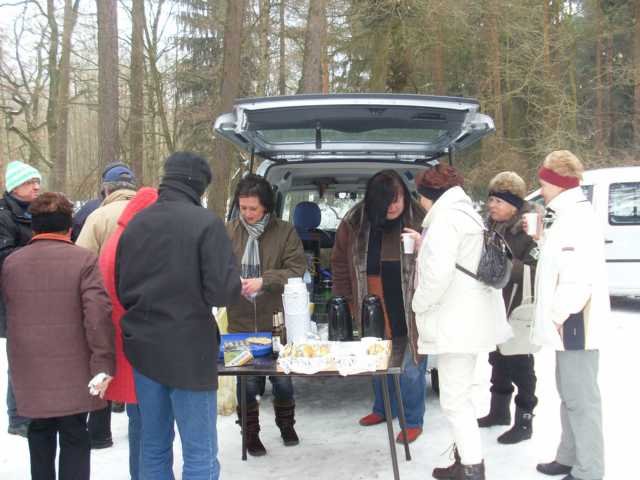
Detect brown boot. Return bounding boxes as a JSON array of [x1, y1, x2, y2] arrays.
[[274, 399, 299, 446], [432, 445, 461, 479], [236, 404, 267, 456]]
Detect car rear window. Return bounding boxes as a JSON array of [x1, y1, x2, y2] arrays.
[[256, 127, 447, 145]]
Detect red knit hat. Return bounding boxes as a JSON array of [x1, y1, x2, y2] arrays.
[[415, 164, 464, 200]]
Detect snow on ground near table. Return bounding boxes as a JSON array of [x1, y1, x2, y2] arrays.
[[1, 297, 637, 479]]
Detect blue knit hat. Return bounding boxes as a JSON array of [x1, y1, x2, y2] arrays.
[[5, 160, 42, 193]]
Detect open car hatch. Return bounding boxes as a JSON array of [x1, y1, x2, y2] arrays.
[[213, 93, 494, 162]]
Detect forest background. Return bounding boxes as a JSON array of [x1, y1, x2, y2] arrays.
[[1, 0, 638, 217]]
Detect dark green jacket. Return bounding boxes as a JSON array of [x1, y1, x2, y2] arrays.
[[226, 216, 306, 333]]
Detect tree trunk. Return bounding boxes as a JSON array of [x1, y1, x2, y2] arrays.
[[51, 0, 80, 192], [594, 0, 605, 155], [278, 0, 286, 95], [46, 0, 59, 178], [208, 0, 246, 217], [299, 0, 327, 93], [130, 0, 145, 183], [487, 0, 503, 139], [96, 0, 120, 170], [634, 0, 640, 148], [432, 24, 445, 95], [258, 0, 271, 96]]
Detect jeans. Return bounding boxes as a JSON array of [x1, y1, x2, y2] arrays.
[[236, 375, 294, 406], [7, 368, 29, 428], [28, 412, 90, 480], [133, 370, 219, 480], [127, 403, 142, 480], [372, 347, 427, 428]]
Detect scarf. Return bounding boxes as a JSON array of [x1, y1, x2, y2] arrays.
[[239, 213, 270, 278]]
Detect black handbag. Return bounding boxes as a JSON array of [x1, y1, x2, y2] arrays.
[[456, 226, 513, 290]]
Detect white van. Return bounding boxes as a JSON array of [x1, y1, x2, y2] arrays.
[[527, 166, 640, 297]]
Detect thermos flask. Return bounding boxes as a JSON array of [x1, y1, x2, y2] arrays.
[[361, 294, 385, 339], [327, 296, 353, 341]]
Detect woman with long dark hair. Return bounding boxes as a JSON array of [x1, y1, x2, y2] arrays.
[[332, 169, 427, 444]]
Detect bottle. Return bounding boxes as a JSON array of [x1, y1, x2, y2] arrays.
[[272, 311, 283, 358], [279, 311, 288, 346]]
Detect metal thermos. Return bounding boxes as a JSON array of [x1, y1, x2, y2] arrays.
[[361, 294, 385, 339], [327, 296, 353, 341]]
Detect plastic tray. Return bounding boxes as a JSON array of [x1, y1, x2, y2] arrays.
[[219, 332, 272, 359]]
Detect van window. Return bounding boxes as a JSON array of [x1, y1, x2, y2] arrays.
[[609, 182, 640, 225], [581, 185, 594, 203], [282, 190, 364, 230]]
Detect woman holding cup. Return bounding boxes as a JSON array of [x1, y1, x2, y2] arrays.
[[226, 174, 307, 456], [332, 169, 427, 444], [476, 172, 541, 445], [411, 164, 510, 480]]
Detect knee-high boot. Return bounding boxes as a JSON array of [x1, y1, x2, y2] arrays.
[[236, 403, 267, 456], [273, 399, 299, 446]]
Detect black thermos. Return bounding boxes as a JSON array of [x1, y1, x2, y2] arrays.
[[361, 294, 385, 339], [327, 296, 353, 341]]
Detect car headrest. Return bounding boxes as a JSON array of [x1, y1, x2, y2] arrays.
[[293, 201, 321, 230]]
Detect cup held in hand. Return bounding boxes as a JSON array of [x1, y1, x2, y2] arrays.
[[523, 213, 539, 236], [401, 233, 415, 254]]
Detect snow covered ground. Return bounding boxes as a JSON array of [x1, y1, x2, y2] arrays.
[[1, 297, 637, 479]]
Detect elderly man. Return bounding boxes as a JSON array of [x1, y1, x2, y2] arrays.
[[116, 151, 241, 480], [0, 160, 42, 437], [75, 162, 137, 449]]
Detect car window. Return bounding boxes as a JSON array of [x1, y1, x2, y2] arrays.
[[282, 190, 365, 230], [609, 182, 640, 226], [256, 127, 447, 145]]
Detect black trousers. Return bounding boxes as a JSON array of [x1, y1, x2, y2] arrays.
[[27, 412, 90, 480], [488, 350, 538, 412], [87, 403, 111, 442]]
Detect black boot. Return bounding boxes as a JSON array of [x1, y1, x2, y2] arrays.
[[455, 461, 485, 480], [236, 404, 267, 456], [497, 406, 533, 444], [477, 393, 511, 427], [274, 399, 299, 446], [432, 445, 461, 479]]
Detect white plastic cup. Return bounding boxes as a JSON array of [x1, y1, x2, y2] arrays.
[[523, 213, 539, 236], [401, 233, 416, 254]]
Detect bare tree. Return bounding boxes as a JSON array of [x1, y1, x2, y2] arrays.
[[96, 0, 119, 169], [258, 0, 271, 95], [208, 0, 246, 217], [278, 0, 286, 95], [130, 0, 145, 182], [634, 0, 640, 147], [51, 0, 80, 192], [299, 0, 326, 93]]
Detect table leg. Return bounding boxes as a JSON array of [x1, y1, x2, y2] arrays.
[[381, 374, 401, 480], [393, 374, 411, 461], [240, 377, 247, 461]]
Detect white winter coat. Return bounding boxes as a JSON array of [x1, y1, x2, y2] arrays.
[[412, 186, 511, 355], [532, 187, 610, 351]]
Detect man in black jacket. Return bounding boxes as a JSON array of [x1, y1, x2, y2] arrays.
[[0, 160, 41, 437], [116, 151, 241, 479]]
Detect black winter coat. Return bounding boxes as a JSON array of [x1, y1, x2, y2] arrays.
[[116, 186, 241, 390], [489, 201, 539, 315], [0, 193, 34, 337]]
